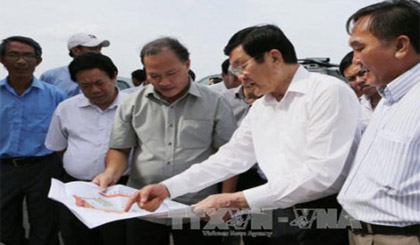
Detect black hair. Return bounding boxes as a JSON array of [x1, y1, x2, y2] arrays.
[[224, 24, 297, 64], [339, 51, 354, 76], [0, 36, 42, 58], [140, 37, 189, 65], [131, 69, 146, 81], [346, 0, 420, 53], [221, 59, 230, 74], [69, 52, 118, 82], [188, 70, 196, 81]]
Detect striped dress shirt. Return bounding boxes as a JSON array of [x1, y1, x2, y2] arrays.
[[338, 62, 420, 227]]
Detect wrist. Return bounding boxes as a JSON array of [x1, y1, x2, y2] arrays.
[[230, 192, 249, 209]]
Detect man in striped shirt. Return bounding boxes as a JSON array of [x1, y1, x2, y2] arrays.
[[337, 0, 420, 244]]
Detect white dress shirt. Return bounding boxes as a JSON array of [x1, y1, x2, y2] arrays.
[[45, 91, 129, 180], [359, 94, 374, 133], [208, 81, 228, 94], [338, 63, 420, 227], [163, 66, 360, 209]]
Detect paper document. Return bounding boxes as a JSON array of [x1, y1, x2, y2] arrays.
[[48, 178, 193, 228]]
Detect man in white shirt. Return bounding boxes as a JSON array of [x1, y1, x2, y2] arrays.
[[125, 25, 360, 244], [209, 59, 241, 94], [337, 1, 420, 244], [45, 53, 127, 245], [339, 51, 381, 132]]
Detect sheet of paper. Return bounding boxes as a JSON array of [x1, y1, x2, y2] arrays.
[[48, 178, 192, 228]]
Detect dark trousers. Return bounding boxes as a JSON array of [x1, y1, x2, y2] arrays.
[[59, 172, 128, 245], [126, 218, 223, 245], [223, 167, 270, 245], [0, 153, 63, 245], [270, 195, 349, 245]]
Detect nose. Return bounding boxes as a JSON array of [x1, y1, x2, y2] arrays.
[[90, 84, 102, 93], [159, 76, 171, 86], [237, 72, 247, 83], [355, 75, 366, 85], [15, 56, 28, 65], [352, 55, 364, 67]]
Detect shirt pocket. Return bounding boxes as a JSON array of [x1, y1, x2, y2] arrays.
[[178, 119, 213, 149], [374, 130, 412, 190]]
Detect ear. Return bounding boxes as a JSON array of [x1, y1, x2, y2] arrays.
[[394, 35, 410, 60], [268, 49, 283, 65], [112, 71, 118, 83], [35, 57, 42, 67], [70, 47, 81, 57], [185, 59, 191, 70]]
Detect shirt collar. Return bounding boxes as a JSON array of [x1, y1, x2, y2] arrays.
[[145, 80, 201, 103], [0, 77, 44, 93], [78, 88, 121, 110], [233, 85, 245, 100], [377, 62, 420, 104], [262, 65, 309, 105]]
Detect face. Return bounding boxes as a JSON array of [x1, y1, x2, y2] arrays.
[[343, 63, 377, 98], [349, 16, 398, 86], [76, 68, 117, 109], [132, 78, 142, 87], [223, 73, 241, 89], [144, 48, 190, 103], [0, 41, 41, 79], [229, 45, 277, 97], [71, 45, 102, 57]]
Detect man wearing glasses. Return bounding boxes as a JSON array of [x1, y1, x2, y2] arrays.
[[0, 36, 65, 245], [340, 51, 380, 133], [125, 25, 360, 244]]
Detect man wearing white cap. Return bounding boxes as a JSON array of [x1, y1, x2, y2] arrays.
[[40, 33, 110, 97]]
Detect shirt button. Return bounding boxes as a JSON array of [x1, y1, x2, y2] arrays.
[[169, 124, 173, 127], [168, 142, 172, 146], [167, 161, 171, 165]]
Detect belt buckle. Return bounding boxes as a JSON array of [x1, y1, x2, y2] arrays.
[[12, 158, 26, 167]]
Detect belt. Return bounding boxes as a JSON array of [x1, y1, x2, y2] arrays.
[[0, 154, 54, 167], [352, 221, 420, 236]]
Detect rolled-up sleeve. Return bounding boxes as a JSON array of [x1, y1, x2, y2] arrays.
[[45, 105, 68, 151], [109, 97, 137, 149]]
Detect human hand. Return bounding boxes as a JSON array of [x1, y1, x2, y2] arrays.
[[124, 183, 170, 212], [192, 193, 249, 222], [92, 172, 118, 192]]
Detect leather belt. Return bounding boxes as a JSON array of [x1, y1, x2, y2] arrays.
[[0, 154, 54, 167], [352, 221, 420, 236]]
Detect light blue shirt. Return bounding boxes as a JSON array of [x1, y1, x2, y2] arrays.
[[0, 77, 66, 158], [40, 66, 80, 97], [338, 62, 420, 227]]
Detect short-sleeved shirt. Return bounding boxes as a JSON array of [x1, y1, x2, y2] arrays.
[[110, 82, 237, 204], [0, 77, 65, 158], [45, 91, 129, 180], [40, 66, 80, 97]]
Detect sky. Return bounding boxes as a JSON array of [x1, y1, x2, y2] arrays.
[[0, 0, 384, 81]]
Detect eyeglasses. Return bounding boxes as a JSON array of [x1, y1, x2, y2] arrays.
[[4, 52, 38, 61], [78, 80, 106, 89], [229, 57, 255, 76]]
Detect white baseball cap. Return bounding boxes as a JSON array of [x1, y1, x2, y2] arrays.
[[67, 33, 110, 50]]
